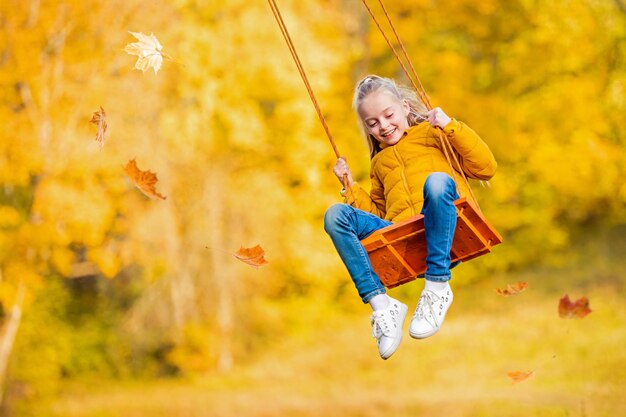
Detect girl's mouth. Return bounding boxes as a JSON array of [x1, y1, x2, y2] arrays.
[[381, 128, 396, 138]]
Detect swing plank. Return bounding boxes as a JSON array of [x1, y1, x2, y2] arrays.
[[360, 197, 502, 289]]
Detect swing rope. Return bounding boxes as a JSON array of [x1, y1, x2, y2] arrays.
[[267, 0, 355, 198], [268, 0, 483, 213], [361, 0, 482, 212], [267, 0, 337, 156], [359, 0, 431, 108]]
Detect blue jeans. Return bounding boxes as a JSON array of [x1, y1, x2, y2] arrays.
[[324, 172, 459, 303]]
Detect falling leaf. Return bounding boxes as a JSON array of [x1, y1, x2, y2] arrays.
[[559, 294, 591, 319], [507, 370, 534, 384], [89, 106, 107, 149], [124, 31, 165, 74], [495, 281, 528, 296], [123, 159, 166, 200], [234, 245, 269, 268]]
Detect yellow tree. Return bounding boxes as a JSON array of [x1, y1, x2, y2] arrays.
[[0, 0, 182, 399], [123, 0, 360, 372]]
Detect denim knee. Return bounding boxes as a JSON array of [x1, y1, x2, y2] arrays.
[[323, 203, 352, 234], [423, 172, 455, 199]]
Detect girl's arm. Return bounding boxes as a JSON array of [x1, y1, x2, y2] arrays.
[[428, 108, 497, 180], [333, 158, 386, 217]]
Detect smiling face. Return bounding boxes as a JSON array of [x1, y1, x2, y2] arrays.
[[358, 89, 411, 146]]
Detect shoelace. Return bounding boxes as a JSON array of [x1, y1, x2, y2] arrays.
[[371, 312, 393, 339], [413, 291, 440, 327]]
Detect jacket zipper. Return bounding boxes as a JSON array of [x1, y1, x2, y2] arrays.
[[393, 145, 416, 217]]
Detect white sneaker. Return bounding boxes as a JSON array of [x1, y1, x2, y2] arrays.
[[409, 283, 453, 339], [370, 298, 408, 359]]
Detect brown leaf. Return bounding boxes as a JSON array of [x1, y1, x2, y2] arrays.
[[507, 370, 534, 384], [558, 294, 591, 319], [233, 245, 269, 268], [89, 106, 107, 149], [495, 281, 528, 296], [123, 159, 166, 200]]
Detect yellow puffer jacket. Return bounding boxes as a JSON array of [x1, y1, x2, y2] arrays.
[[345, 119, 497, 222]]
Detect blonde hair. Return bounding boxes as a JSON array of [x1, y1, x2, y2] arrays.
[[353, 75, 428, 158]]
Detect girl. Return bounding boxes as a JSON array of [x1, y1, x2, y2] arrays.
[[324, 75, 497, 360]]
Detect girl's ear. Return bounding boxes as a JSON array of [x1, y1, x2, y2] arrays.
[[402, 99, 411, 117]]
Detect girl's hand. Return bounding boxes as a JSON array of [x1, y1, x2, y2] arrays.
[[333, 157, 354, 187], [427, 107, 452, 129]]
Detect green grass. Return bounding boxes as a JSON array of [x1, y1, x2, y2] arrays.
[[42, 271, 626, 417]]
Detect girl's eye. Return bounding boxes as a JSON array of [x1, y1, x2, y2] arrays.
[[368, 122, 378, 128], [385, 113, 394, 118]]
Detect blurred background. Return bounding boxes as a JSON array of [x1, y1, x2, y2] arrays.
[[1, 0, 625, 415]]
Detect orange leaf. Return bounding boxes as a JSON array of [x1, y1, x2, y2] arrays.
[[507, 370, 534, 384], [123, 159, 166, 200], [233, 245, 269, 268], [558, 294, 591, 319], [89, 106, 107, 149], [495, 281, 528, 296]]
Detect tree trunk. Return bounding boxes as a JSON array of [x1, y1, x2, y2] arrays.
[[205, 179, 234, 372], [0, 282, 26, 406]]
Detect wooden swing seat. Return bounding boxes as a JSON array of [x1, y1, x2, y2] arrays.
[[360, 197, 502, 289]]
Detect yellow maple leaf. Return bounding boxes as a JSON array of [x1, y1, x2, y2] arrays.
[[124, 31, 166, 74]]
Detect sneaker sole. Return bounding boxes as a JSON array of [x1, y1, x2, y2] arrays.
[[409, 327, 438, 339], [380, 303, 408, 360]]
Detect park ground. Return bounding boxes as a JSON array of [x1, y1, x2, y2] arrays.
[[44, 261, 626, 417]]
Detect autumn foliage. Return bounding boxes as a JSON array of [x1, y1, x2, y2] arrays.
[[89, 106, 107, 149], [495, 281, 528, 296], [124, 31, 167, 74], [233, 245, 269, 268], [558, 295, 592, 319], [123, 159, 167, 200], [507, 370, 535, 384], [0, 1, 624, 412]]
